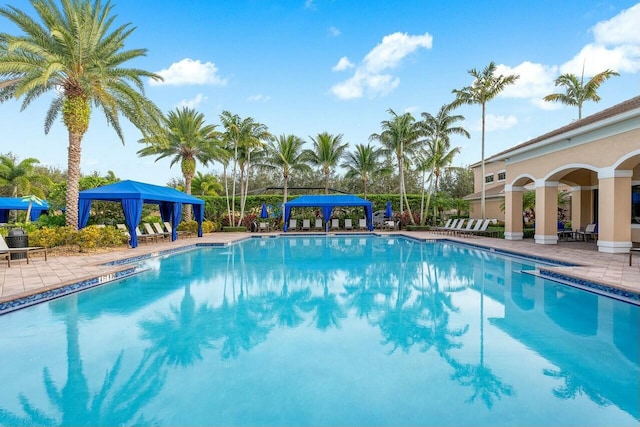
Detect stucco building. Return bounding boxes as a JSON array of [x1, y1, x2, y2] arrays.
[[465, 96, 640, 253]]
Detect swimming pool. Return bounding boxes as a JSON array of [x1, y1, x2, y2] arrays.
[[0, 235, 637, 426]]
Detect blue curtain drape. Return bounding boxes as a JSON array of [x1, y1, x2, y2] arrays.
[[78, 199, 93, 229], [193, 203, 204, 237], [364, 205, 374, 230], [171, 202, 183, 241], [122, 199, 143, 248], [30, 208, 47, 222], [159, 202, 173, 223], [283, 205, 292, 231], [321, 206, 333, 232], [0, 210, 8, 223]]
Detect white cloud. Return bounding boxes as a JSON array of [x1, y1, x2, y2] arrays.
[[470, 114, 518, 132], [562, 3, 640, 74], [331, 32, 433, 100], [496, 62, 558, 99], [328, 26, 341, 37], [177, 93, 207, 109], [332, 56, 354, 71], [150, 58, 228, 86], [247, 94, 271, 103]]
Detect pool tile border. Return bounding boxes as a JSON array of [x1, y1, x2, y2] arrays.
[[538, 269, 640, 305], [0, 266, 138, 315]]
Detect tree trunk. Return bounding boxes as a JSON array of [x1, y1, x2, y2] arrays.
[[65, 131, 83, 230], [283, 168, 289, 203], [480, 102, 486, 219]]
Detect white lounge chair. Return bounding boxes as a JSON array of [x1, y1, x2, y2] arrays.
[[164, 221, 194, 238], [435, 218, 458, 234], [455, 219, 475, 237], [358, 218, 367, 230], [315, 219, 323, 231], [331, 218, 340, 230], [344, 218, 353, 230], [301, 219, 311, 231], [143, 223, 165, 241], [153, 222, 171, 239], [259, 221, 270, 232], [468, 219, 491, 237], [289, 219, 298, 231], [0, 234, 47, 264], [432, 218, 452, 233], [137, 225, 159, 244], [447, 219, 466, 235]]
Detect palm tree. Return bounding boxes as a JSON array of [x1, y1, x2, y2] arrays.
[[219, 111, 270, 226], [0, 154, 50, 199], [452, 62, 519, 219], [341, 143, 387, 199], [369, 109, 421, 221], [0, 0, 163, 229], [543, 67, 619, 119], [424, 139, 461, 224], [262, 134, 310, 203], [138, 107, 221, 221], [191, 171, 223, 196], [304, 132, 348, 194]]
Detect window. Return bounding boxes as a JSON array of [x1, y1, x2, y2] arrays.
[[485, 174, 494, 183], [633, 185, 640, 224], [498, 171, 506, 181]]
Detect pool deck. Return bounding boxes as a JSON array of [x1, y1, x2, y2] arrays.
[[1, 231, 638, 305]]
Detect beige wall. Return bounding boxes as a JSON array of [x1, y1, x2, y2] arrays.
[[469, 198, 504, 221], [473, 160, 506, 193]]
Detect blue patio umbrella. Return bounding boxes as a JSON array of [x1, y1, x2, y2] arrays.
[[385, 201, 392, 218], [260, 202, 269, 218]]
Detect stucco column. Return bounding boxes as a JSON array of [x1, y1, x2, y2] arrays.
[[597, 169, 632, 253], [504, 185, 524, 240], [534, 180, 558, 245]]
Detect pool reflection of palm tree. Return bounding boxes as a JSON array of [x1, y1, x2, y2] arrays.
[[542, 368, 609, 405], [140, 281, 219, 367], [0, 296, 165, 426], [447, 259, 514, 409], [341, 265, 393, 321], [269, 281, 312, 328], [302, 270, 346, 330]]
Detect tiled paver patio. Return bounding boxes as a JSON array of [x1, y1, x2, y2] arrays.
[[0, 231, 638, 305]]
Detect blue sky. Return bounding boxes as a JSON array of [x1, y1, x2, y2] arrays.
[[1, 0, 639, 186]]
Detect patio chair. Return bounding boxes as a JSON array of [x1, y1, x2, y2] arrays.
[[435, 219, 458, 234], [152, 222, 171, 240], [259, 221, 270, 232], [331, 218, 340, 230], [301, 219, 311, 231], [137, 226, 159, 244], [344, 218, 353, 230], [289, 219, 298, 231], [383, 220, 397, 231], [314, 219, 323, 231], [447, 219, 466, 235], [0, 250, 10, 267], [358, 218, 367, 230], [460, 218, 484, 237], [456, 219, 476, 237], [576, 223, 597, 241], [468, 219, 492, 237], [0, 234, 47, 264]]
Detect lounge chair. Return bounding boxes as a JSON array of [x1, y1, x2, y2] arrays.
[[432, 218, 453, 233], [163, 221, 194, 238], [468, 219, 491, 237], [289, 219, 298, 231], [152, 222, 171, 240], [137, 226, 159, 244], [435, 218, 458, 234], [331, 218, 340, 230], [0, 250, 10, 267], [0, 234, 47, 264], [344, 218, 353, 230], [314, 219, 323, 231], [143, 223, 166, 241], [117, 223, 155, 244], [460, 218, 483, 237], [301, 219, 311, 231], [383, 220, 396, 231], [259, 221, 270, 232], [358, 218, 367, 230], [447, 219, 466, 235], [455, 219, 475, 237]]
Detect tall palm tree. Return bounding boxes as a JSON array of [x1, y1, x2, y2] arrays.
[[423, 139, 461, 224], [262, 134, 310, 203], [191, 171, 223, 196], [543, 67, 619, 119], [452, 61, 519, 219], [341, 143, 386, 199], [219, 111, 270, 226], [0, 0, 163, 229], [304, 132, 348, 194], [369, 109, 421, 221], [138, 107, 221, 221]]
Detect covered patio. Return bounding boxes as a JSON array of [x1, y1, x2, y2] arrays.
[[283, 194, 374, 232], [0, 197, 49, 223], [78, 180, 204, 248]]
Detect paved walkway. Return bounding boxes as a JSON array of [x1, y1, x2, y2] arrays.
[[1, 231, 638, 305]]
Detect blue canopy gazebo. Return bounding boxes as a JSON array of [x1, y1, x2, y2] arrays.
[[78, 180, 205, 248], [0, 197, 49, 222], [283, 194, 374, 232]]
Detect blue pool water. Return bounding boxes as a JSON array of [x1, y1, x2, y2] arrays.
[[0, 235, 637, 426]]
